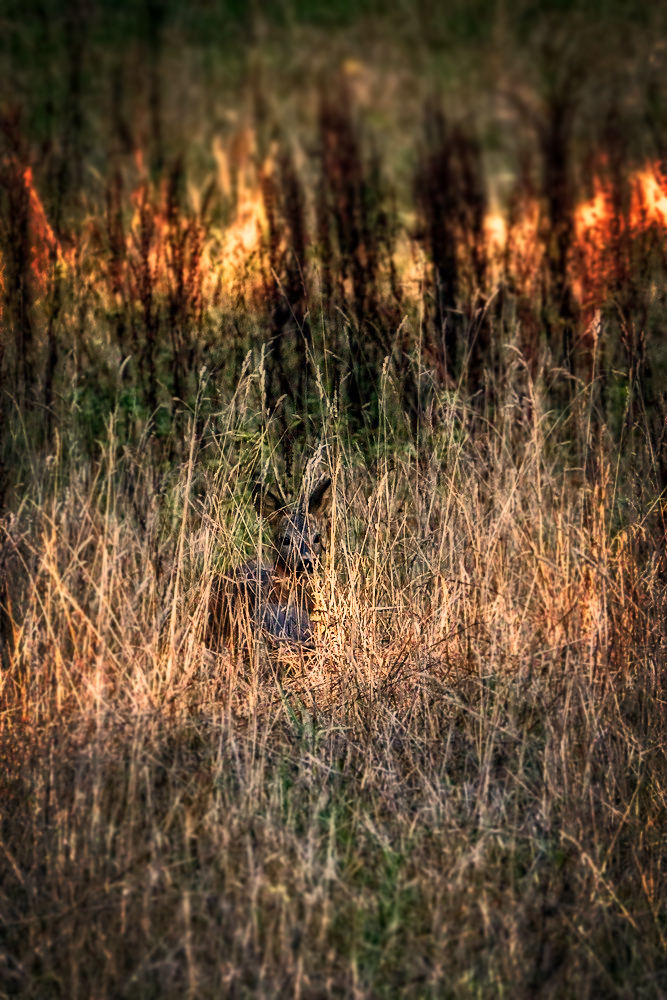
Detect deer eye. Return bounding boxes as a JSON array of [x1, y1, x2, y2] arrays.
[[313, 533, 321, 544]]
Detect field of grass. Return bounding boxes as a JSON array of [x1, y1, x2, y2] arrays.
[[1, 358, 666, 997], [1, 2, 667, 997]]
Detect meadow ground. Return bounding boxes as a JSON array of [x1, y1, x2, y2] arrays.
[[1, 363, 666, 999]]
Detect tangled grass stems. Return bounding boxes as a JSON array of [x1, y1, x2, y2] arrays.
[[0, 361, 666, 998]]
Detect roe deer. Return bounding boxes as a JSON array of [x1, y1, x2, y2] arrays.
[[208, 475, 332, 650]]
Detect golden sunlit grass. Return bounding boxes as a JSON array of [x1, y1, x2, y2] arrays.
[[1, 358, 665, 997]]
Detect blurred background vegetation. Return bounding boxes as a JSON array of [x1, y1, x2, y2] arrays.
[[1, 0, 667, 484]]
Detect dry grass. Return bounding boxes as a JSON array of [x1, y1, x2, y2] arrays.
[[1, 360, 666, 999]]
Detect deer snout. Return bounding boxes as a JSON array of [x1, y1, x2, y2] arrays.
[[299, 554, 314, 574], [276, 543, 315, 575], [287, 542, 313, 575]]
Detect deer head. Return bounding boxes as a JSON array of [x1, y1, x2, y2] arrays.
[[252, 476, 332, 576]]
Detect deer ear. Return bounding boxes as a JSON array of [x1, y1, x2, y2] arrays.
[[252, 483, 285, 521], [308, 476, 332, 514]]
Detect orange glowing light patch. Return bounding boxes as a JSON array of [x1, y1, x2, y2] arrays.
[[484, 212, 507, 252], [224, 177, 268, 261], [211, 157, 271, 303], [575, 182, 608, 233], [9, 139, 667, 324], [574, 163, 667, 240], [572, 162, 667, 308], [24, 166, 62, 292], [633, 168, 667, 226]]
